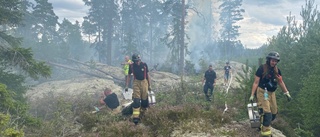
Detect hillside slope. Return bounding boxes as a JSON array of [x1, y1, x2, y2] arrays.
[[25, 61, 286, 137]]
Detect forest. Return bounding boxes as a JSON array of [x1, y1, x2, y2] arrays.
[[0, 0, 319, 136]]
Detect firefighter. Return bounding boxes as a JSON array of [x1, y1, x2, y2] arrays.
[[202, 64, 217, 101], [224, 61, 231, 86], [249, 51, 292, 137], [125, 54, 151, 125]]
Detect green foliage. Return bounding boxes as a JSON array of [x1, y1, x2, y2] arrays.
[[58, 19, 87, 61], [184, 60, 196, 75], [263, 1, 320, 135], [83, 0, 119, 64], [219, 0, 244, 40], [272, 116, 298, 137], [0, 84, 15, 111], [235, 59, 256, 106], [78, 112, 98, 132], [32, 0, 59, 42], [0, 77, 41, 134], [0, 0, 51, 80], [27, 93, 82, 136], [0, 47, 51, 80], [218, 0, 245, 57], [161, 0, 189, 73], [0, 68, 26, 97], [198, 57, 209, 74], [0, 113, 24, 137], [96, 121, 150, 137], [294, 127, 314, 137], [143, 104, 228, 136], [296, 62, 320, 136], [0, 0, 23, 26]]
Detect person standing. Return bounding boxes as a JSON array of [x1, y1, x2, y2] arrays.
[[202, 65, 217, 101], [121, 56, 133, 88], [224, 61, 231, 86], [249, 51, 292, 137], [125, 54, 151, 125]]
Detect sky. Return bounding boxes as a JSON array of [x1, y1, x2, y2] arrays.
[[47, 0, 320, 49]]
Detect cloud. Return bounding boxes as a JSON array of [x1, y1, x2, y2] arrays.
[[237, 0, 320, 48], [244, 0, 284, 6], [49, 0, 85, 10], [238, 17, 282, 49], [48, 0, 88, 23]]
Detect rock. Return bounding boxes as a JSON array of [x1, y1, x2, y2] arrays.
[[26, 77, 123, 102]]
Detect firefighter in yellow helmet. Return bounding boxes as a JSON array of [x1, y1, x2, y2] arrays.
[[125, 53, 151, 125], [249, 51, 292, 137]]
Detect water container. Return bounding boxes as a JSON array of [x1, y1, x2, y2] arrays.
[[148, 91, 156, 105], [247, 103, 260, 128], [264, 87, 268, 100]]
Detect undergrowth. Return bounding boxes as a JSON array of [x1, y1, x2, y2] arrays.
[[26, 78, 244, 137]]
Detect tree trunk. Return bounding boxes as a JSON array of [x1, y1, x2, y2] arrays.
[[107, 17, 113, 65], [179, 0, 185, 76]]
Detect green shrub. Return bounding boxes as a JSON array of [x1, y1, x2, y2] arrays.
[[0, 113, 24, 137]]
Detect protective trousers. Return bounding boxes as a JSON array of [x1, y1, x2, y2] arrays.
[[132, 79, 149, 124], [257, 87, 278, 136], [203, 83, 214, 101]]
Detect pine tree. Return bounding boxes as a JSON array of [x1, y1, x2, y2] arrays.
[[83, 0, 119, 65], [161, 0, 188, 75], [218, 0, 245, 59]]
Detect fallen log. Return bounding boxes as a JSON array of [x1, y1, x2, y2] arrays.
[[66, 58, 123, 82], [46, 61, 123, 83]]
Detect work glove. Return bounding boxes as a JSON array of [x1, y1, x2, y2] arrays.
[[284, 92, 292, 102], [125, 87, 128, 92], [249, 95, 254, 102], [148, 86, 152, 91]]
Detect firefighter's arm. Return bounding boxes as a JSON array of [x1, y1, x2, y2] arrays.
[[250, 76, 260, 96], [121, 61, 127, 65], [276, 74, 288, 92], [202, 77, 205, 85], [278, 80, 289, 93], [121, 61, 132, 65], [147, 73, 151, 91], [278, 80, 292, 101], [99, 98, 105, 105]]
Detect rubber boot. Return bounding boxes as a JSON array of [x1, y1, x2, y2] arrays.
[[140, 107, 147, 119], [260, 127, 271, 137], [132, 107, 140, 125]]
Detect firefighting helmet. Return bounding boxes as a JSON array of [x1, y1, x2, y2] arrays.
[[266, 51, 280, 62]]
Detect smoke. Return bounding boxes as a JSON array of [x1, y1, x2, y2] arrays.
[[186, 0, 221, 71]]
